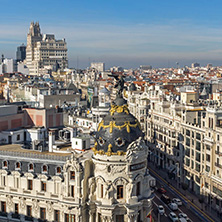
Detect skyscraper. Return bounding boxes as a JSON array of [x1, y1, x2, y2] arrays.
[[26, 22, 68, 75], [16, 44, 26, 62]]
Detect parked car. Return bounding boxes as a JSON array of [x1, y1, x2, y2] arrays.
[[157, 205, 165, 215], [157, 187, 166, 194], [168, 202, 178, 211], [178, 218, 187, 222], [172, 198, 182, 206], [178, 213, 188, 220], [161, 194, 171, 204], [169, 212, 179, 222]]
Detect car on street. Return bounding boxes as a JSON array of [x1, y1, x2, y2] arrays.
[[168, 202, 178, 211], [172, 198, 182, 206], [178, 218, 187, 222], [157, 205, 165, 215], [157, 187, 166, 194], [161, 194, 171, 204], [169, 212, 179, 222], [178, 213, 188, 220]]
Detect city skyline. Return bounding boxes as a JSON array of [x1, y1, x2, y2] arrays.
[[1, 0, 222, 68]]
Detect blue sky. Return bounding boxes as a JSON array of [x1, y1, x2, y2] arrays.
[[1, 0, 222, 68]]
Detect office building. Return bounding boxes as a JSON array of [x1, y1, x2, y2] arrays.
[[26, 22, 68, 75]]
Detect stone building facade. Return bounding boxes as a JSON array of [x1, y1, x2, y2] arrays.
[[26, 22, 68, 75], [0, 92, 155, 221]]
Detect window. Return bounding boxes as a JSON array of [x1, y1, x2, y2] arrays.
[[71, 185, 74, 197], [217, 134, 220, 141], [136, 182, 140, 196], [27, 205, 32, 217], [15, 162, 20, 169], [15, 203, 19, 214], [2, 176, 5, 186], [1, 201, 6, 212], [3, 161, 7, 168], [100, 184, 103, 198], [56, 167, 61, 174], [40, 207, 46, 220], [17, 134, 20, 141], [41, 181, 46, 192], [137, 211, 141, 222], [117, 185, 123, 199], [98, 213, 102, 222], [206, 154, 210, 162], [206, 165, 210, 172], [116, 215, 124, 222], [42, 165, 47, 173], [29, 163, 34, 171], [196, 152, 201, 162], [54, 210, 60, 222], [28, 180, 33, 190], [70, 171, 75, 180], [185, 148, 190, 157], [186, 130, 190, 137], [206, 145, 211, 151], [195, 163, 200, 172], [186, 137, 190, 146], [196, 133, 201, 140], [65, 214, 75, 222]]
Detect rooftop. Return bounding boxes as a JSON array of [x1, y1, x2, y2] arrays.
[[0, 144, 73, 161]]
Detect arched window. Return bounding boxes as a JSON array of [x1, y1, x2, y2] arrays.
[[42, 165, 48, 173], [3, 161, 8, 168], [56, 166, 61, 174], [70, 171, 75, 180], [29, 163, 34, 171], [15, 162, 21, 169]]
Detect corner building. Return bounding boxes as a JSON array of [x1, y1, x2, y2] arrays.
[[0, 95, 154, 221]]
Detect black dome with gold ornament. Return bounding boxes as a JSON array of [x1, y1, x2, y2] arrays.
[[93, 89, 143, 156]]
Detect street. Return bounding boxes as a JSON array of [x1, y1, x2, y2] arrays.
[[149, 166, 217, 222]]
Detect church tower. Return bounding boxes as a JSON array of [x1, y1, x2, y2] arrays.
[[88, 85, 155, 221]]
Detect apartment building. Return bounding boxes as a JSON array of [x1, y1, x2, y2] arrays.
[[146, 85, 222, 212]]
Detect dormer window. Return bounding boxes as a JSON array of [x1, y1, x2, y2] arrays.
[[56, 167, 61, 174], [29, 163, 34, 172], [3, 161, 8, 168], [15, 162, 21, 170], [42, 165, 48, 173]]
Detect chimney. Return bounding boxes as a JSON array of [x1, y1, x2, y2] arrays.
[[48, 130, 55, 152]]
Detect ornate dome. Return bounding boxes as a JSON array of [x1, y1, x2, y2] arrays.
[[93, 96, 143, 156]]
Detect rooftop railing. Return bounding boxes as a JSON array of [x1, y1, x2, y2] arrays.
[[0, 150, 70, 161]]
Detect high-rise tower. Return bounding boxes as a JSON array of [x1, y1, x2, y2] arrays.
[[26, 22, 68, 75]]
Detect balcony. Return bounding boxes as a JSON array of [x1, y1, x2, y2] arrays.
[[0, 212, 7, 217], [12, 213, 20, 220], [215, 150, 222, 156], [215, 162, 222, 169], [25, 216, 33, 221]]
